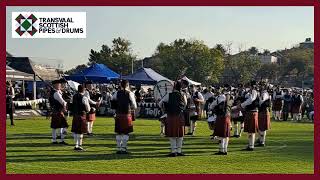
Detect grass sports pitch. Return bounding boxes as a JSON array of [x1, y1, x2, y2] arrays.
[[6, 117, 314, 174]]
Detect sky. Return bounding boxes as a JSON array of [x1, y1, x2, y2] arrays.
[[6, 6, 314, 70]]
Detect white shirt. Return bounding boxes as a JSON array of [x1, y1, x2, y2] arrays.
[[53, 90, 67, 107], [192, 91, 204, 102], [259, 91, 270, 105], [84, 90, 97, 105], [273, 90, 284, 100], [209, 94, 226, 110], [203, 92, 214, 101], [111, 90, 137, 109], [159, 91, 187, 108], [241, 89, 258, 108], [82, 95, 91, 112]]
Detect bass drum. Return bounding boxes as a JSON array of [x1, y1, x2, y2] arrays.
[[153, 80, 174, 102]]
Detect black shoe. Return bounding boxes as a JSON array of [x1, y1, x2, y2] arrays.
[[256, 143, 265, 147], [232, 135, 240, 138], [116, 151, 122, 154], [52, 141, 58, 144], [121, 151, 129, 154], [59, 141, 68, 145], [177, 153, 185, 156], [186, 132, 193, 135], [214, 151, 225, 155], [223, 152, 228, 155], [242, 147, 254, 151], [168, 153, 177, 157], [74, 147, 85, 151]]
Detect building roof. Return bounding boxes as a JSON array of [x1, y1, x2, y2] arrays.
[[6, 57, 60, 81]]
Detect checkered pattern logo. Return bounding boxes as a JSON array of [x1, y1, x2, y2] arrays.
[[15, 14, 38, 36]]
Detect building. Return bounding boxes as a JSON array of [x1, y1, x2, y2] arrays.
[[259, 55, 278, 64], [299, 38, 314, 49]]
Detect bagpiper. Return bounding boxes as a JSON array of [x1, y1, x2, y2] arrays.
[[209, 88, 233, 155], [71, 85, 91, 151], [291, 90, 304, 122], [84, 80, 101, 136], [188, 85, 204, 135], [257, 83, 271, 147], [159, 81, 187, 157], [111, 80, 137, 154], [49, 79, 69, 145], [272, 86, 283, 121], [6, 81, 15, 126], [235, 81, 259, 151]]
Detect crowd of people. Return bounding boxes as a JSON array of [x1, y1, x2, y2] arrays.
[[6, 77, 314, 156]]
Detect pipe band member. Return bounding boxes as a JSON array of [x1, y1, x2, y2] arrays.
[[237, 80, 259, 151], [111, 80, 137, 154], [6, 81, 15, 126], [71, 85, 91, 151], [210, 88, 233, 155], [272, 86, 283, 121], [84, 80, 101, 136], [49, 79, 69, 145], [159, 80, 187, 157], [257, 84, 271, 147], [188, 85, 204, 135]]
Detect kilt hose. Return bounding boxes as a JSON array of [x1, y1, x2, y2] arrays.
[[258, 110, 271, 131], [51, 111, 68, 129], [244, 111, 259, 133], [273, 99, 283, 111], [71, 113, 88, 134], [165, 113, 185, 137], [115, 114, 133, 134], [214, 115, 231, 138]]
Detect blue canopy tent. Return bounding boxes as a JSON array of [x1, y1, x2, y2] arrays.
[[65, 63, 120, 83], [123, 68, 172, 85]]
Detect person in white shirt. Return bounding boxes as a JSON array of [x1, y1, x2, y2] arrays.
[[209, 89, 233, 155], [6, 81, 15, 126], [234, 81, 259, 151], [257, 85, 271, 147], [272, 86, 284, 121], [71, 85, 91, 151], [83, 80, 101, 136], [111, 80, 137, 154], [49, 79, 68, 145], [159, 80, 187, 157], [188, 85, 204, 135]]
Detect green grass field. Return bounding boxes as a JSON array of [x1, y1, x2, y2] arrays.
[[6, 117, 314, 174]]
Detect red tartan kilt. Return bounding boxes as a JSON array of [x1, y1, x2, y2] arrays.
[[165, 114, 185, 137], [115, 114, 133, 134], [71, 114, 88, 134], [258, 111, 270, 131], [244, 111, 258, 133], [87, 113, 96, 122], [273, 99, 283, 111], [51, 111, 68, 129], [214, 115, 231, 137], [291, 104, 301, 113]]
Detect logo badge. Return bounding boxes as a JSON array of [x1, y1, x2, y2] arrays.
[[15, 14, 38, 36]]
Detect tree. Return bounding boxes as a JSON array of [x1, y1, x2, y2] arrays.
[[224, 51, 262, 84], [256, 63, 279, 81], [153, 39, 224, 84], [215, 44, 227, 56], [248, 46, 259, 55], [87, 37, 137, 75], [65, 64, 88, 75], [262, 49, 271, 55]]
